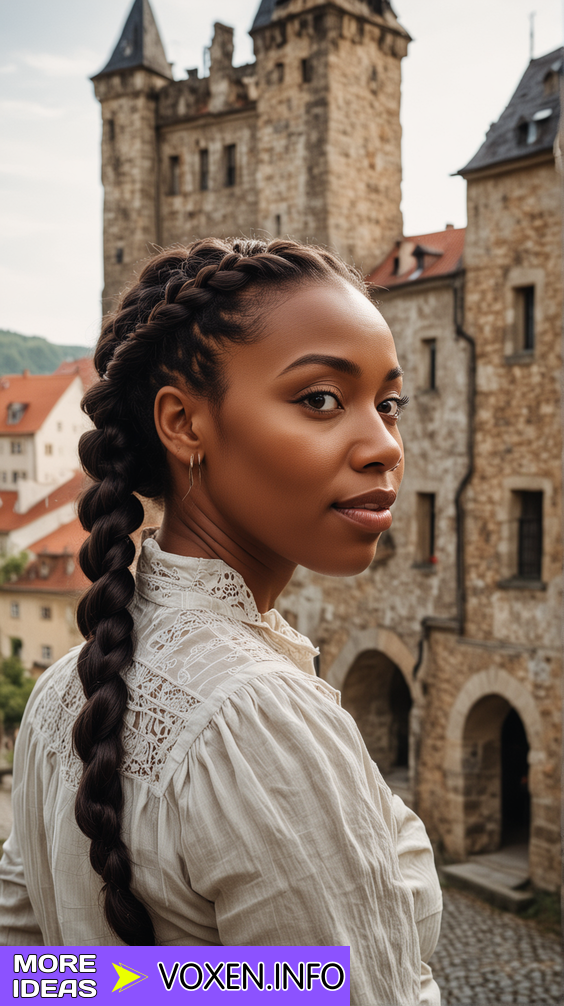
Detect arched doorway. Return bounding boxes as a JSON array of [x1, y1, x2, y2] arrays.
[[501, 708, 530, 846], [462, 695, 530, 855], [341, 650, 413, 775]]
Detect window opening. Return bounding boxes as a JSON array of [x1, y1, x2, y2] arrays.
[[225, 144, 236, 187], [41, 645, 53, 662], [199, 148, 209, 191], [424, 339, 437, 390], [515, 286, 535, 351], [10, 602, 20, 618], [44, 443, 53, 456], [41, 606, 52, 620], [7, 403, 27, 425], [275, 62, 285, 83], [301, 58, 313, 83], [517, 491, 542, 579], [416, 493, 436, 564], [107, 119, 115, 142], [10, 442, 22, 454], [116, 248, 124, 264], [169, 155, 180, 195], [275, 214, 282, 236]]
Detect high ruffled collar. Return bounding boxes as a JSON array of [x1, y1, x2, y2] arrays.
[[135, 536, 319, 662]]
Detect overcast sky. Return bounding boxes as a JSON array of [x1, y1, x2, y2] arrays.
[[0, 0, 561, 347]]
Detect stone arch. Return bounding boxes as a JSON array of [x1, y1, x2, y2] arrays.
[[324, 626, 416, 693], [444, 669, 544, 861], [325, 628, 416, 791]]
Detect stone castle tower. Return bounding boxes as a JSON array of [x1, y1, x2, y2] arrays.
[[93, 0, 410, 309]]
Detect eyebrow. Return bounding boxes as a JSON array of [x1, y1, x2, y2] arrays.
[[277, 354, 404, 382]]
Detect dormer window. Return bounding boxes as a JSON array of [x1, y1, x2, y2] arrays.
[[7, 402, 27, 425], [544, 69, 560, 95]]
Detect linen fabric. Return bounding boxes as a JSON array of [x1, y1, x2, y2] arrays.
[[0, 537, 442, 1005]]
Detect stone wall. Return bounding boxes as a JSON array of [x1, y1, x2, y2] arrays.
[[415, 155, 562, 891], [94, 68, 170, 311], [253, 0, 407, 270]]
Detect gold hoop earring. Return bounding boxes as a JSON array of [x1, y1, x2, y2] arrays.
[[181, 455, 195, 502]]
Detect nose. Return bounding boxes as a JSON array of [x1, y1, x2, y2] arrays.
[[350, 412, 402, 474]]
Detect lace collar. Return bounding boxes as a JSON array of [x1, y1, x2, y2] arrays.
[[135, 536, 319, 658]]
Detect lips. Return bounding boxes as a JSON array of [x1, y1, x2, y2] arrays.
[[331, 487, 396, 533], [332, 487, 397, 510]]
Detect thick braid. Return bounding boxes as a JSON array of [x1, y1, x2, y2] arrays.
[[74, 237, 366, 945]]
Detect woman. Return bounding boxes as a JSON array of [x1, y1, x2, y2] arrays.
[[0, 238, 442, 1004]]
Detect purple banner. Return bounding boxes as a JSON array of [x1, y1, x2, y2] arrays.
[[0, 947, 350, 1003]]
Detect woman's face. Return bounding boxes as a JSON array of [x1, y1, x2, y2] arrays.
[[197, 280, 405, 577]]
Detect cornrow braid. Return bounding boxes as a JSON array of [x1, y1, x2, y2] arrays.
[[73, 237, 367, 945]]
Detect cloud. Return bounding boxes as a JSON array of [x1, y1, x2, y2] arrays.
[[0, 99, 64, 119], [20, 50, 98, 78], [0, 63, 17, 74]]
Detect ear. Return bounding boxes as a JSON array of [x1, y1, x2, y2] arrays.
[[154, 385, 203, 464]]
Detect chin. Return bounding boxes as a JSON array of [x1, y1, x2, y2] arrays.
[[300, 539, 380, 578]]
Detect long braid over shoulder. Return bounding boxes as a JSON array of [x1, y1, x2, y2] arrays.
[[73, 237, 366, 945]]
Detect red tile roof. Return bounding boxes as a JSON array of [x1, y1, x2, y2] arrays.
[[0, 471, 85, 533], [0, 552, 89, 594], [367, 227, 465, 290], [0, 372, 78, 434], [52, 356, 97, 390], [29, 516, 88, 556]]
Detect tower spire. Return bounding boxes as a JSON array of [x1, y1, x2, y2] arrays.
[[93, 0, 172, 80]]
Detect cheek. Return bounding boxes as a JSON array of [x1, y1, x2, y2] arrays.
[[210, 399, 335, 508]]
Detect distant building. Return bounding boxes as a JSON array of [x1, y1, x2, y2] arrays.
[[0, 518, 88, 672], [92, 0, 409, 309], [0, 372, 88, 492], [0, 472, 85, 558], [52, 356, 97, 391]]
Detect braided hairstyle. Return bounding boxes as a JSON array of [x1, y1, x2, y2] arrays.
[[73, 237, 366, 945]]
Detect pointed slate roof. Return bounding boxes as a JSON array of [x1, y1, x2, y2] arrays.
[[252, 0, 398, 31], [459, 47, 562, 176], [94, 0, 172, 80]]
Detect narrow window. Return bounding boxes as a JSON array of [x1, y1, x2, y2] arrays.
[[275, 62, 285, 83], [10, 442, 22, 455], [41, 645, 53, 662], [515, 286, 535, 351], [416, 493, 436, 564], [517, 491, 543, 579], [10, 602, 20, 619], [107, 119, 115, 142], [169, 155, 180, 195], [301, 57, 313, 83], [40, 606, 52, 620], [56, 422, 62, 431], [392, 256, 399, 276], [275, 213, 282, 236], [199, 148, 209, 191], [116, 247, 124, 264], [424, 339, 437, 390], [225, 144, 236, 187], [44, 443, 53, 456]]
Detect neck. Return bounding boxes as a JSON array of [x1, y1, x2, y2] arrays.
[[154, 499, 297, 614]]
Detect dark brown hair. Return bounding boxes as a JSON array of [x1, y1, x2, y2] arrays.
[[73, 237, 366, 945]]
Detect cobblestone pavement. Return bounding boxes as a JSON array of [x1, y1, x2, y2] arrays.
[[431, 886, 562, 1005]]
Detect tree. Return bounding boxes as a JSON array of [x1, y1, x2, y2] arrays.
[[0, 655, 34, 732], [0, 551, 28, 585]]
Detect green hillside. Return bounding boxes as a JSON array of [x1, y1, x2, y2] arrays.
[[0, 330, 91, 376]]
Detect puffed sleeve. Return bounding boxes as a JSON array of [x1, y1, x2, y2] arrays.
[[175, 666, 425, 1006], [389, 794, 443, 1006]]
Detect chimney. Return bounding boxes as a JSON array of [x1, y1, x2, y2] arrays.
[[445, 223, 454, 230], [23, 369, 30, 378]]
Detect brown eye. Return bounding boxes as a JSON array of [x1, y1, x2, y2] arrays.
[[302, 392, 341, 412], [377, 395, 409, 420]]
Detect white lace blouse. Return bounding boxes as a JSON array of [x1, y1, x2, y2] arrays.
[[0, 537, 442, 1006]]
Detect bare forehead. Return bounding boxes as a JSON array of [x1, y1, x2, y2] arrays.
[[239, 281, 394, 362]]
